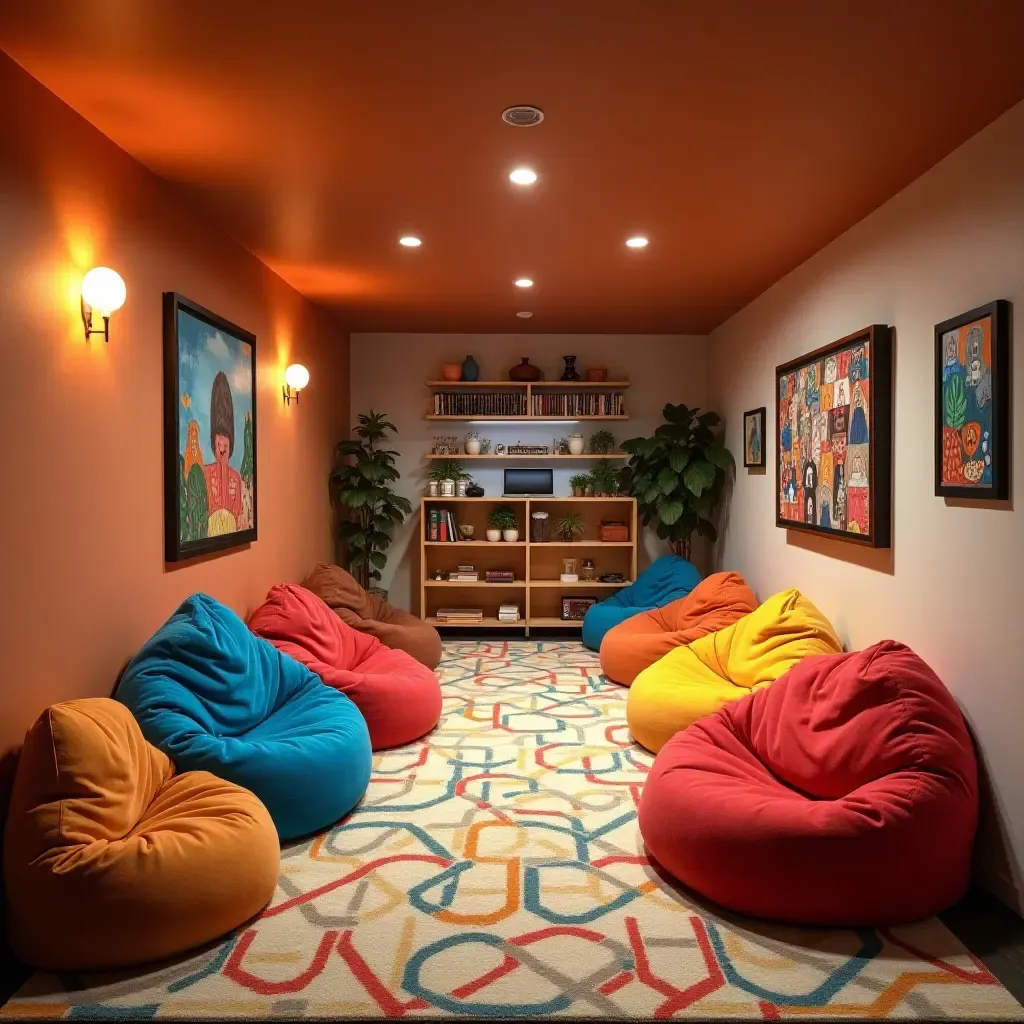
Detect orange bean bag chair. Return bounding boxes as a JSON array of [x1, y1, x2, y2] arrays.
[[250, 583, 442, 750], [600, 571, 757, 686], [302, 563, 442, 669], [4, 699, 279, 971]]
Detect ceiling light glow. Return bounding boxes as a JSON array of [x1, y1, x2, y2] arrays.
[[514, 278, 533, 288], [516, 311, 533, 318], [626, 236, 649, 249], [509, 168, 538, 185], [399, 236, 422, 247]]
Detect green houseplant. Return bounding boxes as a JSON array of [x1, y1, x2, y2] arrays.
[[620, 402, 734, 559], [589, 429, 615, 455], [428, 460, 470, 483], [569, 473, 590, 497], [589, 459, 618, 496], [487, 504, 519, 542], [554, 511, 586, 542], [329, 410, 412, 591]]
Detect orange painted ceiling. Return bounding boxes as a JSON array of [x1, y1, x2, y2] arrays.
[[4, 1, 1024, 333]]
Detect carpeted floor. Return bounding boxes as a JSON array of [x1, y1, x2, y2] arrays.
[[2, 640, 1022, 1020]]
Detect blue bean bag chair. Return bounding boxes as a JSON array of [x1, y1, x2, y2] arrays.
[[582, 554, 702, 651], [116, 593, 372, 841]]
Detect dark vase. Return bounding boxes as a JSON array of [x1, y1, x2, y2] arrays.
[[461, 354, 480, 381], [508, 357, 542, 382], [560, 355, 581, 380]]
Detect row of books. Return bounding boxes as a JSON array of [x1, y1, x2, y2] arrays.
[[498, 603, 520, 623], [435, 607, 484, 624], [426, 508, 460, 542], [433, 392, 527, 416], [531, 392, 626, 416]]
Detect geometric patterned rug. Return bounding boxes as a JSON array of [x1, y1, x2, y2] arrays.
[[2, 640, 1022, 1020]]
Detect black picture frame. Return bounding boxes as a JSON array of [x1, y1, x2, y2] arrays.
[[934, 300, 1010, 500], [775, 325, 892, 548], [742, 407, 766, 468], [163, 292, 258, 562]]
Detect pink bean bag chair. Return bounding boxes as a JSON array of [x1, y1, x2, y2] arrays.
[[249, 584, 442, 750]]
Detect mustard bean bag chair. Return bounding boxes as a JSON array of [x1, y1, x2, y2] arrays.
[[627, 589, 841, 752], [4, 698, 280, 971]]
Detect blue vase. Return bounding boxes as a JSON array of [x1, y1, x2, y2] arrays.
[[461, 355, 480, 381]]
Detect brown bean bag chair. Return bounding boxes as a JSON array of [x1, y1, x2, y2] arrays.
[[302, 563, 442, 670], [600, 571, 757, 686]]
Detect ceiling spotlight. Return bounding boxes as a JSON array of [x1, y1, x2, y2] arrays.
[[514, 278, 533, 288], [501, 105, 545, 127], [399, 236, 422, 247], [626, 236, 649, 249], [509, 168, 537, 185], [516, 311, 533, 319]]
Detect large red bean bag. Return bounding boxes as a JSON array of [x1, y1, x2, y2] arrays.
[[249, 584, 442, 750], [638, 641, 978, 925]]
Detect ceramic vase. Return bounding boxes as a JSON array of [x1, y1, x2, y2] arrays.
[[568, 433, 586, 455], [560, 355, 581, 380], [502, 529, 519, 543], [508, 357, 542, 382], [465, 436, 481, 455], [441, 363, 461, 381], [486, 528, 501, 542], [461, 355, 480, 381], [440, 478, 456, 497]]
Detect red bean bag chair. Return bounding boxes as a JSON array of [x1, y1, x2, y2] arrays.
[[638, 641, 978, 925], [600, 571, 757, 686], [249, 584, 442, 750]]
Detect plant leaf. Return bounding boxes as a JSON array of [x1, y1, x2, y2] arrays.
[[706, 443, 734, 470], [668, 448, 690, 474], [658, 499, 684, 525], [656, 467, 677, 495]]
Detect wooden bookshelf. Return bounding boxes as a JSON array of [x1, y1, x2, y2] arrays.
[[420, 496, 637, 635], [426, 379, 630, 422]]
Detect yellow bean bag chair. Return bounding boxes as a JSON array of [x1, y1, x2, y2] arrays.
[[627, 589, 841, 752], [4, 698, 280, 971]]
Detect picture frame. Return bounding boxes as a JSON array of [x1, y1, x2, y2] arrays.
[[775, 325, 892, 548], [163, 292, 258, 562], [934, 300, 1010, 500], [561, 596, 597, 621], [743, 407, 766, 468]]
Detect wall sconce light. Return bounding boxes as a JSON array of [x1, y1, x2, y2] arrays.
[[283, 363, 310, 405], [81, 267, 126, 342]]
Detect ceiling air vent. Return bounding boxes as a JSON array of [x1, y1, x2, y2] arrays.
[[501, 105, 544, 127]]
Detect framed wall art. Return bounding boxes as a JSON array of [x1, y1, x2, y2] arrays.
[[163, 292, 257, 562], [935, 300, 1010, 500], [776, 325, 892, 548], [743, 407, 766, 468]]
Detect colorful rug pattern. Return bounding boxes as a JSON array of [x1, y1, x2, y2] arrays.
[[3, 640, 1022, 1020]]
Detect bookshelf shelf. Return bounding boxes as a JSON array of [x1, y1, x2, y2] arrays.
[[425, 453, 628, 460], [427, 379, 630, 420], [420, 496, 637, 636], [425, 415, 629, 421], [425, 380, 631, 389]]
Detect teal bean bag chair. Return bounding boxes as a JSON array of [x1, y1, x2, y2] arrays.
[[582, 555, 702, 652], [116, 594, 372, 841]]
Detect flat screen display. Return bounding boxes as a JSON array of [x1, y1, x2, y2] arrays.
[[504, 468, 554, 495]]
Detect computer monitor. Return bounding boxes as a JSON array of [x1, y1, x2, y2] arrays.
[[503, 468, 554, 496]]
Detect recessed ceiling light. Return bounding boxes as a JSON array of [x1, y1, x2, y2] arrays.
[[626, 236, 649, 249], [399, 235, 422, 247], [517, 311, 533, 318], [514, 278, 533, 288], [509, 168, 537, 185], [502, 105, 545, 127]]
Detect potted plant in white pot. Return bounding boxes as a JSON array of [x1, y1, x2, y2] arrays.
[[569, 473, 590, 498], [488, 504, 519, 542]]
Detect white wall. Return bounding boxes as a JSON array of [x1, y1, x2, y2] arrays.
[[709, 100, 1024, 913], [350, 334, 708, 609]]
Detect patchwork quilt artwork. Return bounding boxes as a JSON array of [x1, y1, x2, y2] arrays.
[[776, 326, 891, 547], [3, 641, 1021, 1020]]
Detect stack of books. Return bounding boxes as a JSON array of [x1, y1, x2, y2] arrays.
[[498, 603, 521, 623], [485, 569, 515, 583], [448, 565, 479, 582], [427, 508, 460, 542], [435, 607, 484, 624], [530, 391, 625, 416], [433, 392, 527, 416]]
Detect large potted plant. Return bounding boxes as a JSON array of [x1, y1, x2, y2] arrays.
[[329, 410, 412, 594], [620, 403, 734, 560]]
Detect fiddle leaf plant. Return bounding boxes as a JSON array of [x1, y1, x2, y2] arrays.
[[329, 410, 412, 589], [620, 402, 734, 559]]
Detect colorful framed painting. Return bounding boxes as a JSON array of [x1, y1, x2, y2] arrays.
[[775, 325, 892, 547], [743, 407, 766, 468], [934, 300, 1010, 500], [163, 292, 257, 562]]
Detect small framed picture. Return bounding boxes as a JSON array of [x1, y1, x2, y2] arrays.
[[561, 596, 597, 621], [935, 300, 1010, 500], [743, 407, 766, 468]]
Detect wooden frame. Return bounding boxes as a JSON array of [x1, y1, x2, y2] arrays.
[[934, 300, 1011, 500], [163, 292, 258, 562], [742, 407, 766, 468], [775, 325, 892, 548]]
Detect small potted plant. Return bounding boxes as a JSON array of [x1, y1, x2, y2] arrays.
[[590, 459, 617, 497], [554, 511, 586, 542], [487, 504, 519, 542], [583, 473, 595, 497], [429, 460, 469, 497], [589, 429, 615, 455], [569, 473, 590, 497], [464, 432, 482, 456]]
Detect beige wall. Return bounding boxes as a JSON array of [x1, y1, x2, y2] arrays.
[[350, 334, 709, 609], [0, 54, 349, 792], [709, 99, 1024, 913]]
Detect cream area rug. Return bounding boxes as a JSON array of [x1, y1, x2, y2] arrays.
[[2, 640, 1021, 1020]]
